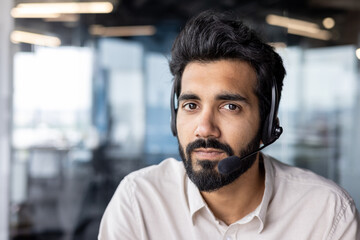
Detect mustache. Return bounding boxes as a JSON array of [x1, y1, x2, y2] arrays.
[[186, 138, 234, 158]]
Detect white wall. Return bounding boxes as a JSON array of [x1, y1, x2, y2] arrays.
[[0, 0, 13, 239]]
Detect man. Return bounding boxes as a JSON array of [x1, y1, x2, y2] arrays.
[[98, 11, 360, 239]]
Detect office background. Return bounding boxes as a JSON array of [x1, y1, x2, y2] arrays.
[[1, 0, 360, 239]]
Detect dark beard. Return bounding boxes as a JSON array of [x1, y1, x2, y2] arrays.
[[178, 135, 261, 192]]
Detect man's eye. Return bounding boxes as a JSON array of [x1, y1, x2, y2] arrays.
[[184, 103, 198, 110], [223, 104, 239, 111]]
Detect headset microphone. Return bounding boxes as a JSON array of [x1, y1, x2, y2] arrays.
[[217, 128, 282, 175]]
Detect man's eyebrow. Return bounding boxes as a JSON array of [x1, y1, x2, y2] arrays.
[[178, 93, 200, 102], [216, 93, 248, 102]]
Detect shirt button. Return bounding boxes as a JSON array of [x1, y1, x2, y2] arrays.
[[226, 236, 232, 240]]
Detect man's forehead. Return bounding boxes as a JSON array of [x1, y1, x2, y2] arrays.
[[181, 60, 257, 84]]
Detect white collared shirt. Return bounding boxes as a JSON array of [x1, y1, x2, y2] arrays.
[[98, 155, 360, 240]]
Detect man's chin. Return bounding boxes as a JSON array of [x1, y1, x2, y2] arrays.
[[196, 159, 220, 171]]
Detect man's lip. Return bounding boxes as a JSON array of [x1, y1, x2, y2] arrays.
[[192, 148, 226, 159], [193, 148, 224, 153]]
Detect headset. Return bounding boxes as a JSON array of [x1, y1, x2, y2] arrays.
[[261, 77, 283, 145], [170, 77, 283, 145], [170, 81, 178, 136]]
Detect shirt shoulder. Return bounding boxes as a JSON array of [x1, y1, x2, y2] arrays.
[[270, 157, 353, 202], [124, 157, 185, 185], [263, 156, 359, 239], [98, 158, 191, 240], [120, 158, 188, 205]]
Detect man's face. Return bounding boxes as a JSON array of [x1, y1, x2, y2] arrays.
[[176, 59, 261, 192]]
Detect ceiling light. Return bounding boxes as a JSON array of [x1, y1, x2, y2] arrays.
[[266, 14, 319, 30], [356, 48, 360, 60], [287, 28, 332, 41], [322, 17, 335, 29], [266, 14, 332, 41], [268, 42, 287, 49], [11, 2, 113, 18], [44, 14, 80, 22], [11, 13, 61, 18], [89, 25, 157, 37], [10, 31, 61, 47]]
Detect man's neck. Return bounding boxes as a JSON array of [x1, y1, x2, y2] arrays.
[[200, 156, 265, 225]]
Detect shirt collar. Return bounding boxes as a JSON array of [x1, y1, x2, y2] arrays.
[[186, 153, 275, 231], [187, 177, 207, 225], [256, 153, 275, 233]]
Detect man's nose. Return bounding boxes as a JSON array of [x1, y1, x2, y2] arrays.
[[194, 108, 220, 139]]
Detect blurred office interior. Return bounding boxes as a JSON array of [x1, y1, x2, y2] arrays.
[[1, 0, 360, 239]]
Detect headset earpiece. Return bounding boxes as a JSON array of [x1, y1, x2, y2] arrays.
[[261, 77, 283, 145], [170, 82, 177, 136]]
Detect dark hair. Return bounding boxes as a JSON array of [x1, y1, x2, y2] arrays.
[[169, 10, 286, 130]]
